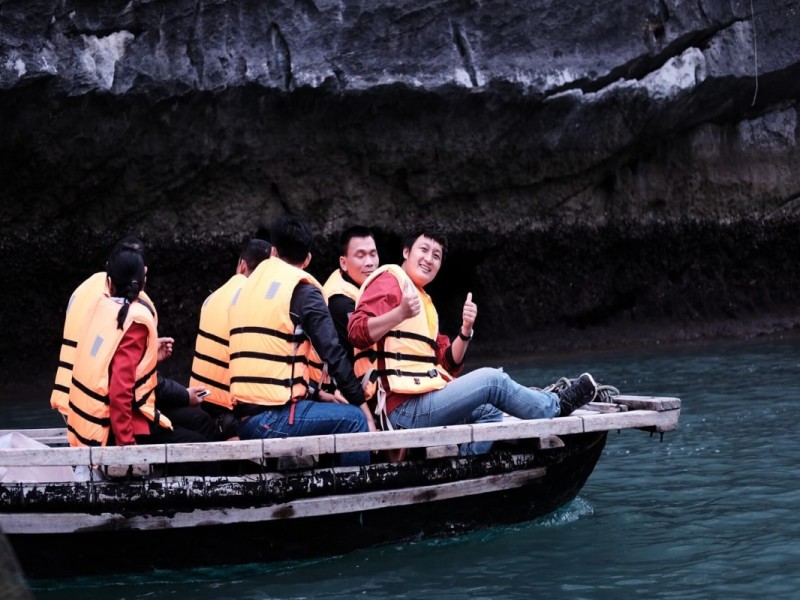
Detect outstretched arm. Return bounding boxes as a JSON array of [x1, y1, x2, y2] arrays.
[[449, 292, 476, 365]]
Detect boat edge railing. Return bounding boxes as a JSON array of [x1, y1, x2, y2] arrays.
[[0, 395, 680, 467]]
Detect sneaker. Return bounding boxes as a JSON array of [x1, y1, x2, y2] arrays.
[[557, 373, 598, 416]]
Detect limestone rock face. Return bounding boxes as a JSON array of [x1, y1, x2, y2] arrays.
[[1, 0, 799, 375]]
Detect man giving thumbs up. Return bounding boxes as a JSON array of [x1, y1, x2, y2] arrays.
[[348, 221, 600, 455]]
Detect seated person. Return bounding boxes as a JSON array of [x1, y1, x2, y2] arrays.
[[67, 249, 212, 451], [189, 238, 272, 439], [229, 215, 376, 467], [53, 235, 213, 440], [348, 221, 599, 454], [322, 225, 379, 361]]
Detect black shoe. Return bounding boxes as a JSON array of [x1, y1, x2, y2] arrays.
[[557, 373, 598, 416]]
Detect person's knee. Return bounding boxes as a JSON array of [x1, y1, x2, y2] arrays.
[[474, 404, 504, 423], [342, 405, 369, 433], [472, 366, 509, 386]]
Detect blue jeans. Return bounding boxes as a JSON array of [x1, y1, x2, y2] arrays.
[[388, 367, 561, 454], [238, 400, 370, 466]]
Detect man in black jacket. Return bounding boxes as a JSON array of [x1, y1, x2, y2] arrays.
[[230, 215, 376, 467]]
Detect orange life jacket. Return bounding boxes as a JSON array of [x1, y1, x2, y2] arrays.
[[67, 297, 171, 448], [189, 274, 247, 410], [51, 272, 157, 417], [322, 269, 359, 303], [307, 269, 360, 394], [228, 258, 322, 407], [353, 265, 451, 401]]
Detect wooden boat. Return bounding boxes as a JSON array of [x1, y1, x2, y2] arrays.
[[0, 395, 680, 578]]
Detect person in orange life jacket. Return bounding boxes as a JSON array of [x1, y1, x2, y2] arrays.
[[230, 215, 376, 467], [52, 236, 214, 440], [347, 221, 600, 455], [189, 238, 272, 440], [67, 249, 212, 448], [322, 226, 379, 362]]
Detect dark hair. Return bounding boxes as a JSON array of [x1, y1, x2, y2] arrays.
[[239, 238, 272, 272], [339, 225, 375, 256], [107, 249, 146, 329], [109, 235, 146, 264], [402, 221, 448, 261], [270, 214, 313, 265]]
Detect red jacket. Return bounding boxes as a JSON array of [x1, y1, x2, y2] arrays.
[[348, 271, 463, 415], [109, 322, 151, 445]]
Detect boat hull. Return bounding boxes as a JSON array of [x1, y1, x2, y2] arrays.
[[4, 431, 607, 578]]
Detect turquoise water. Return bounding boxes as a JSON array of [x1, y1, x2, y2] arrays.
[[7, 334, 800, 599]]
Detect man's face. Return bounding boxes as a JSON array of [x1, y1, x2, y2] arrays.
[[402, 235, 442, 288], [340, 236, 379, 286]]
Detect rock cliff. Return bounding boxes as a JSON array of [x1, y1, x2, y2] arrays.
[[1, 0, 799, 379]]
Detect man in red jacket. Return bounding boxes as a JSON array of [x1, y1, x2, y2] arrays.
[[348, 221, 599, 453]]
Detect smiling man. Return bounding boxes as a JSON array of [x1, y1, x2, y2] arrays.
[[348, 221, 600, 450], [322, 226, 379, 361]]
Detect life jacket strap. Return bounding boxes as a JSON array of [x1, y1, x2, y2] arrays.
[[385, 329, 437, 349], [375, 368, 440, 379], [71, 376, 109, 404], [197, 328, 229, 346]]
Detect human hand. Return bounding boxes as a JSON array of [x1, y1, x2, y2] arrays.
[[399, 279, 421, 320], [461, 292, 477, 334], [157, 337, 174, 362], [187, 386, 208, 406], [360, 403, 378, 432], [317, 390, 349, 404]]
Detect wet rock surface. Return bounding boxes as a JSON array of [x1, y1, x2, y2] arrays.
[[1, 0, 799, 383]]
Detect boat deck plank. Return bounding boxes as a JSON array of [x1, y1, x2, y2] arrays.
[[0, 395, 680, 467]]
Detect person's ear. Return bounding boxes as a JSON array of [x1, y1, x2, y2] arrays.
[[402, 247, 410, 261], [236, 258, 247, 275], [339, 256, 347, 272], [106, 276, 116, 296], [301, 253, 312, 270]]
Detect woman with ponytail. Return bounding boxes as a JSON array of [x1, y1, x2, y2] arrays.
[[67, 249, 211, 451]]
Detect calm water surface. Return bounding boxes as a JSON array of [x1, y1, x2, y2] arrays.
[[6, 335, 800, 599]]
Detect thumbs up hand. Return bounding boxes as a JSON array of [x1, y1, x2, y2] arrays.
[[400, 279, 421, 319], [462, 292, 477, 334]]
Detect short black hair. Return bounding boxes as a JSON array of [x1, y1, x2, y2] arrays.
[[239, 238, 272, 272], [402, 221, 448, 261], [270, 214, 313, 265], [339, 225, 375, 256]]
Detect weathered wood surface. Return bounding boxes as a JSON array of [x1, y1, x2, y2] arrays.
[[3, 430, 610, 578], [613, 395, 682, 411], [0, 395, 680, 467], [0, 467, 547, 534]]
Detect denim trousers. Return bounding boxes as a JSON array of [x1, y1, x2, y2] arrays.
[[238, 399, 370, 466], [388, 367, 561, 454]]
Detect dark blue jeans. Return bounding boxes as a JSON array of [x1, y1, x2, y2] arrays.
[[238, 400, 370, 466]]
